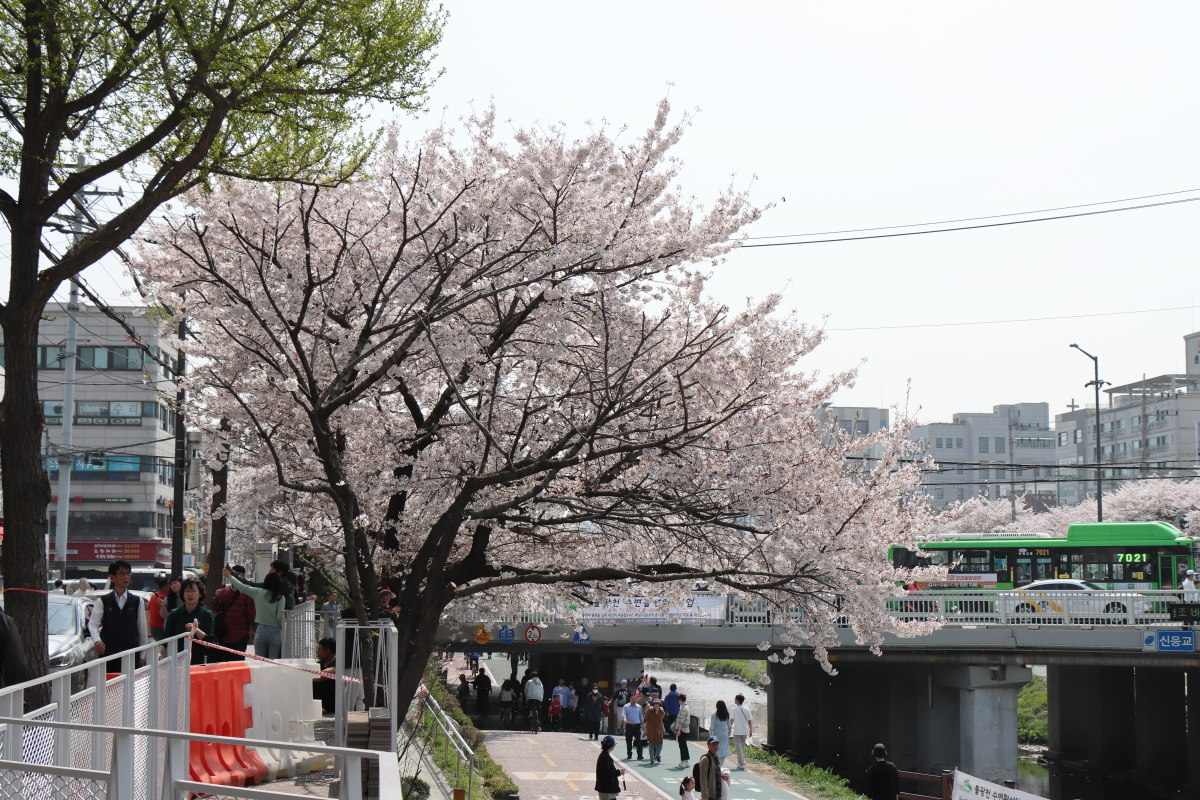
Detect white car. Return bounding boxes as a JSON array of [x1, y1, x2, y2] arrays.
[[1004, 579, 1151, 617]]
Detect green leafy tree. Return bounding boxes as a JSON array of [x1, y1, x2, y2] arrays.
[[0, 0, 444, 693]]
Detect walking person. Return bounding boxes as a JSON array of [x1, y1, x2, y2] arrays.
[[697, 738, 723, 800], [474, 668, 493, 718], [582, 685, 606, 740], [321, 590, 342, 638], [88, 560, 149, 672], [644, 698, 666, 764], [148, 575, 169, 641], [621, 695, 645, 760], [222, 564, 285, 659], [709, 701, 732, 765], [595, 735, 626, 800], [161, 577, 215, 664], [612, 679, 632, 735], [729, 694, 754, 769], [663, 683, 680, 735], [675, 693, 692, 768], [1183, 569, 1198, 602], [209, 568, 256, 662], [865, 743, 900, 800]]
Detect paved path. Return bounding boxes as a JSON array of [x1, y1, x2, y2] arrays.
[[483, 730, 809, 800]]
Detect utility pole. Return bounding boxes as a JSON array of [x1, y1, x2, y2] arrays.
[[1071, 344, 1109, 522], [51, 166, 119, 579], [51, 278, 80, 581], [171, 318, 187, 577]]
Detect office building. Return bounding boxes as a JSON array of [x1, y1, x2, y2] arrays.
[[17, 302, 185, 573], [911, 403, 1057, 509]]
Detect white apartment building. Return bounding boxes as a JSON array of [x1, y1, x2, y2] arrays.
[[911, 403, 1057, 509], [1055, 332, 1200, 506], [819, 405, 890, 461], [2, 303, 186, 573]]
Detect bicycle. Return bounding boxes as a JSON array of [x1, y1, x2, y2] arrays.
[[527, 698, 541, 733]]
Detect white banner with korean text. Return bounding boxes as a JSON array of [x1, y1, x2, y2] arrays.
[[953, 770, 1046, 800], [580, 594, 728, 624]]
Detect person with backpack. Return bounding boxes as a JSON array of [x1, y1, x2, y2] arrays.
[[209, 568, 256, 661], [865, 743, 900, 800], [695, 737, 722, 800]]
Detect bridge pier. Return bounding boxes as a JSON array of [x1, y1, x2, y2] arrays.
[[767, 660, 1029, 784]]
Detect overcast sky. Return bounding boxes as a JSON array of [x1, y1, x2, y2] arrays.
[[72, 2, 1200, 424]]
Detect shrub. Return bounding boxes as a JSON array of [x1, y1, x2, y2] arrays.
[[1017, 675, 1047, 745], [705, 659, 767, 685], [745, 747, 864, 800]]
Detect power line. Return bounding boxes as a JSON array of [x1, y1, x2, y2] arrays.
[[740, 194, 1200, 248], [746, 187, 1200, 240], [826, 304, 1196, 332]]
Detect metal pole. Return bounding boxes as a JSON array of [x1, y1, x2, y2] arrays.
[[1093, 356, 1103, 522], [53, 280, 80, 579], [171, 318, 187, 577]]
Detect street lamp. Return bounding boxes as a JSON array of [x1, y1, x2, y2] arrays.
[[1070, 344, 1110, 522]]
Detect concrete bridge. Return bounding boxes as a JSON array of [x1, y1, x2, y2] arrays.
[[440, 590, 1200, 789]]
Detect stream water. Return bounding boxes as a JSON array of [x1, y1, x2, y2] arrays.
[[640, 660, 769, 743]]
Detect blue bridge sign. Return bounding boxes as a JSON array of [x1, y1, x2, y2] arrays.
[[1145, 630, 1195, 653], [498, 625, 515, 644]]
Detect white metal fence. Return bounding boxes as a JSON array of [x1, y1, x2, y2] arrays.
[[281, 600, 319, 660]]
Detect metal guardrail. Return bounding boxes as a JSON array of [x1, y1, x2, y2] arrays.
[[411, 687, 480, 800], [0, 715, 403, 800], [725, 589, 1196, 629]]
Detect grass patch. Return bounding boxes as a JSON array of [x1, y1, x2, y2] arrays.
[[417, 660, 520, 800], [1017, 674, 1047, 745], [705, 658, 767, 686], [745, 747, 864, 800]]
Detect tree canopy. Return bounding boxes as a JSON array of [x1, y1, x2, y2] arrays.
[[134, 102, 943, 701]]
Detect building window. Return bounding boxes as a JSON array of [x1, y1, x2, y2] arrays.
[[855, 420, 870, 436], [995, 437, 1005, 454], [956, 487, 964, 500], [935, 438, 943, 448], [956, 438, 963, 449], [1058, 432, 1067, 447], [956, 464, 964, 474], [979, 437, 989, 453], [934, 488, 944, 500], [1073, 429, 1083, 444], [996, 466, 1005, 479]]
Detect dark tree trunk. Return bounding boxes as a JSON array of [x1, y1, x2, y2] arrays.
[[0, 247, 52, 707], [204, 419, 230, 606]]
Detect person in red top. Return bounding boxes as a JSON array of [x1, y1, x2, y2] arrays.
[[148, 575, 169, 641], [208, 566, 256, 662]]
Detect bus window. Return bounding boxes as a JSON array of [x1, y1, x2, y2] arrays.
[[1035, 557, 1054, 580], [954, 550, 991, 571], [1084, 562, 1108, 581], [929, 550, 949, 566], [1015, 558, 1032, 585]]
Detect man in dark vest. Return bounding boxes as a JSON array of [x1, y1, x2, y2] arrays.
[[87, 560, 149, 671]]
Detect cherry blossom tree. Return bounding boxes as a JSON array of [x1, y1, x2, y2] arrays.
[[135, 102, 945, 699]]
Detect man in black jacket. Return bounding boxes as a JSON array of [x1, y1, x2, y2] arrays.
[[865, 743, 900, 800]]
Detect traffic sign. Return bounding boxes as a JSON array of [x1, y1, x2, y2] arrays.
[[473, 626, 490, 645], [572, 626, 591, 644], [523, 625, 542, 645], [498, 625, 515, 644], [1145, 629, 1195, 653]]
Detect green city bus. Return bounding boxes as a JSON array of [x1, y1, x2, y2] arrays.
[[890, 521, 1198, 590]]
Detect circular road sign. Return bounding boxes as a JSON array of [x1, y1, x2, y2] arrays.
[[473, 626, 490, 645], [523, 625, 542, 645]]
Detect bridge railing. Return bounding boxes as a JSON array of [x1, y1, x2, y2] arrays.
[[716, 590, 1192, 628]]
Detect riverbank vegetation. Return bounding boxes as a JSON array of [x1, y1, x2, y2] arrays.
[[705, 659, 768, 686], [1017, 675, 1048, 745], [745, 747, 864, 800]]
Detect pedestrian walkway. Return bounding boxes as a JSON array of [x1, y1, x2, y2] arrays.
[[483, 730, 809, 800]]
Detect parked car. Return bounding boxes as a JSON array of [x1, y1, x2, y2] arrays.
[[1004, 579, 1152, 617], [1, 594, 98, 691]]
